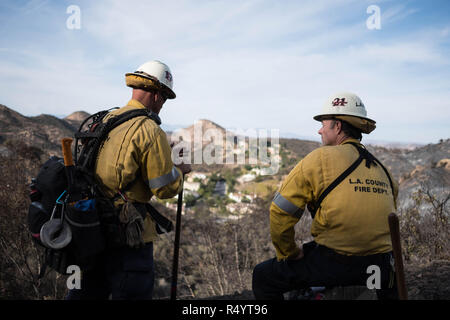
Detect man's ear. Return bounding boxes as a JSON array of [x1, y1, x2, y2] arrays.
[[156, 91, 165, 103], [335, 120, 343, 134]]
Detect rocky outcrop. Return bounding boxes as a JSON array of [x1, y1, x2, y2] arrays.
[[0, 104, 76, 157], [64, 111, 90, 130]]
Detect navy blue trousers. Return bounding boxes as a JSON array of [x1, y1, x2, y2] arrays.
[[252, 241, 398, 300], [66, 242, 154, 300]]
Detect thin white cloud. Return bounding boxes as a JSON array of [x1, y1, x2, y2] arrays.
[[0, 0, 449, 143], [381, 4, 419, 26]]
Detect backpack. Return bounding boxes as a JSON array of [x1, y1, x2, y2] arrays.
[[27, 108, 172, 277]]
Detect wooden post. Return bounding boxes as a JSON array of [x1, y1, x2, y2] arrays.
[[171, 177, 184, 301], [388, 212, 408, 300]]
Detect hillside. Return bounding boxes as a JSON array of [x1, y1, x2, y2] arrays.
[[64, 111, 91, 130], [1, 102, 449, 213], [0, 104, 82, 157], [0, 103, 449, 300], [1, 102, 448, 214]]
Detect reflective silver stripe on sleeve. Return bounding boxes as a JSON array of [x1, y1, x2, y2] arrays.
[[272, 192, 303, 219], [148, 166, 180, 189]]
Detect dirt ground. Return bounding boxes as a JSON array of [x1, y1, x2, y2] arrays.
[[205, 259, 450, 300], [405, 259, 450, 300]]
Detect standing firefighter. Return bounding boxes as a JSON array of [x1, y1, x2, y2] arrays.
[[66, 60, 191, 300], [252, 92, 399, 300]]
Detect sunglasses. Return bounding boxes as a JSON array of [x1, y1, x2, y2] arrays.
[[160, 91, 168, 101]]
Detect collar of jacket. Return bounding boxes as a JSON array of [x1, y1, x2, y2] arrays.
[[340, 138, 363, 147], [127, 99, 147, 110], [125, 99, 162, 125]]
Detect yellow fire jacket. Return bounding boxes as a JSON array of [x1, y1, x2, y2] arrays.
[[95, 99, 183, 243], [270, 138, 398, 260]]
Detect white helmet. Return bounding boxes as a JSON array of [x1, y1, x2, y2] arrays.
[[314, 92, 376, 133], [125, 60, 176, 99]]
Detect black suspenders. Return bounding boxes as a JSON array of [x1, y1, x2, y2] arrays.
[[307, 142, 394, 218]]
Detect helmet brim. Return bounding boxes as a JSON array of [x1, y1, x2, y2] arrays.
[[313, 114, 376, 134], [125, 72, 176, 99]]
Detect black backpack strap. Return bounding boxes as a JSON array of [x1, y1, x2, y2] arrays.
[[103, 109, 161, 131], [95, 109, 161, 147], [308, 142, 378, 219], [308, 142, 395, 218], [345, 142, 395, 196], [308, 146, 364, 218], [81, 108, 173, 234], [145, 203, 174, 234], [377, 160, 394, 197], [345, 142, 377, 169], [76, 108, 161, 172]]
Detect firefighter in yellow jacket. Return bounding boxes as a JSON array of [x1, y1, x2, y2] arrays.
[[67, 60, 191, 300], [252, 92, 399, 300]]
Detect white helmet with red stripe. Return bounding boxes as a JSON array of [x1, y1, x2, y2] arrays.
[[125, 60, 176, 99], [314, 92, 376, 133]]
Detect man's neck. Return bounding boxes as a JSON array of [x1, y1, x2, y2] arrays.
[[131, 89, 152, 109], [335, 134, 353, 145]]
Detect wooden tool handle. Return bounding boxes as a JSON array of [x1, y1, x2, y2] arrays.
[[61, 138, 74, 167], [171, 175, 185, 301], [388, 212, 408, 300]]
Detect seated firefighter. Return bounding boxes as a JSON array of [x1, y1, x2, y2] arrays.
[[66, 60, 191, 300], [252, 92, 399, 300]]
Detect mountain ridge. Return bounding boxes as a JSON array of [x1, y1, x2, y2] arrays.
[[1, 103, 449, 211]]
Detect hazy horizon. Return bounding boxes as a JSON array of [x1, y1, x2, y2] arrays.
[[6, 104, 439, 146]]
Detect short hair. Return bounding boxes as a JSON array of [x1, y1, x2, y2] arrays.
[[329, 119, 362, 141]]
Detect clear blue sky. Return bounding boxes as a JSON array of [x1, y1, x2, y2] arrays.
[[0, 0, 449, 143]]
